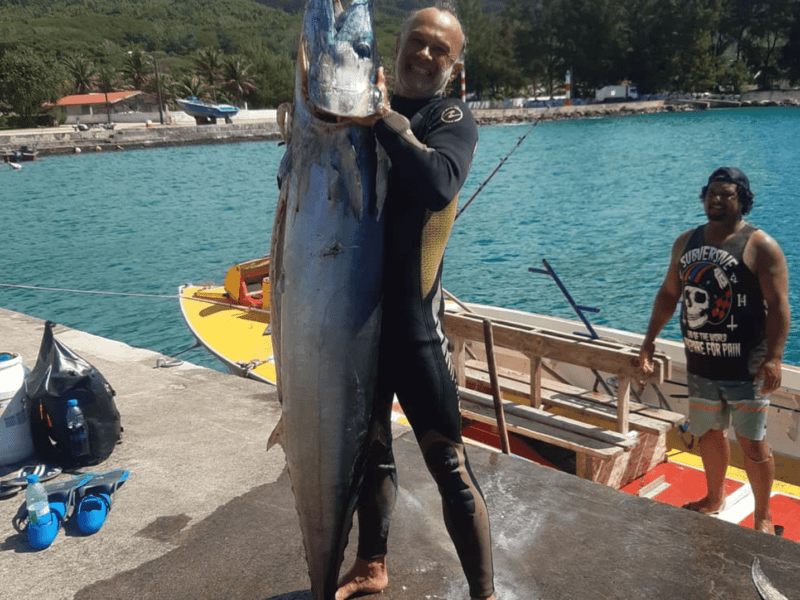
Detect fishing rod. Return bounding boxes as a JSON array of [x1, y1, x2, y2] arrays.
[[454, 106, 552, 221]]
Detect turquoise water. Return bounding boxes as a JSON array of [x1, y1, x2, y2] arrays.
[[2, 107, 798, 370]]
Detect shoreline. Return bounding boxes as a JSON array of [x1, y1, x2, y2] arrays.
[[2, 98, 799, 157]]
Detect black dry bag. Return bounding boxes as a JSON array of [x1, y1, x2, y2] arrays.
[[26, 321, 122, 469]]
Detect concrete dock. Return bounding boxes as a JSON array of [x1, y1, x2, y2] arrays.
[[2, 306, 799, 600]]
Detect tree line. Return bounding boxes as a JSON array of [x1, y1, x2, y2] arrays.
[[466, 0, 800, 100], [1, 0, 799, 128]]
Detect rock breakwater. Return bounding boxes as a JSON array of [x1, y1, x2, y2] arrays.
[[471, 97, 800, 125]]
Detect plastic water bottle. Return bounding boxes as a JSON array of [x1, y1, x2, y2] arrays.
[[26, 474, 51, 526], [66, 399, 89, 458]]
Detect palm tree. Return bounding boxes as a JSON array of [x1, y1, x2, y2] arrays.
[[221, 55, 258, 106], [179, 74, 209, 100], [62, 54, 96, 95], [95, 63, 119, 124], [154, 72, 178, 108], [122, 49, 152, 91], [193, 48, 223, 101]]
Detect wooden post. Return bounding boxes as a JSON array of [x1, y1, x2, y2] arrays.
[[616, 374, 630, 434], [452, 335, 466, 387], [483, 319, 511, 454], [530, 355, 542, 408]]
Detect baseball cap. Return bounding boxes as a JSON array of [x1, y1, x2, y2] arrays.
[[707, 167, 750, 192]]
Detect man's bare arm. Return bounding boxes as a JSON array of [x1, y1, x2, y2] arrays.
[[639, 231, 691, 374], [753, 231, 791, 394]]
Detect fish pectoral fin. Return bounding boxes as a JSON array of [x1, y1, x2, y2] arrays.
[[382, 111, 431, 152], [267, 415, 284, 451]]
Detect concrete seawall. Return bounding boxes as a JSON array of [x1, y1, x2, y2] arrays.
[[1, 120, 282, 157]]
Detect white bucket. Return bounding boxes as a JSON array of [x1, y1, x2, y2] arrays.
[[0, 353, 35, 467]]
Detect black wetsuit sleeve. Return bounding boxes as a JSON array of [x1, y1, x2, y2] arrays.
[[374, 101, 478, 212]]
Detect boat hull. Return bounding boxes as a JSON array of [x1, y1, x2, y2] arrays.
[[178, 284, 276, 385], [455, 302, 800, 486], [176, 98, 239, 121]]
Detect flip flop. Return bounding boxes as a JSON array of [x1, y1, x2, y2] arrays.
[[0, 484, 21, 500], [74, 469, 130, 535], [0, 464, 62, 500], [12, 474, 92, 550]]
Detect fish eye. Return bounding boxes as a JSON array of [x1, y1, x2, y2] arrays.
[[354, 42, 372, 59]]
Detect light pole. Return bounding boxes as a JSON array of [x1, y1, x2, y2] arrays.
[[153, 52, 164, 125]]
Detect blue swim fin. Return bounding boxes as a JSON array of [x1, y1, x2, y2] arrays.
[[14, 474, 92, 550], [74, 469, 130, 535]]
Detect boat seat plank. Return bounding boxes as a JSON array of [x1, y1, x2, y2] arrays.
[[445, 312, 670, 383], [464, 358, 685, 424], [459, 387, 632, 460], [463, 362, 684, 435], [541, 379, 686, 428]]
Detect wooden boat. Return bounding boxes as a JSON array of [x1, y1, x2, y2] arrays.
[[179, 257, 275, 384], [176, 97, 240, 124], [179, 258, 800, 541]]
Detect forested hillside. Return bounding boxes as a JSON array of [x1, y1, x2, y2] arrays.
[[1, 0, 799, 128], [0, 0, 301, 57]]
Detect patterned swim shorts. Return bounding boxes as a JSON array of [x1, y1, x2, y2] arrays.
[[686, 372, 770, 441]]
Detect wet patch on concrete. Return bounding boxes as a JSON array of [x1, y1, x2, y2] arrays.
[[75, 469, 310, 600], [136, 514, 192, 545]]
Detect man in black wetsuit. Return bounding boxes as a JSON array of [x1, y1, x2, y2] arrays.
[[336, 6, 497, 600], [639, 167, 790, 535]]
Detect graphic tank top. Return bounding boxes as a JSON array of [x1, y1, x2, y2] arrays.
[[679, 224, 767, 380]]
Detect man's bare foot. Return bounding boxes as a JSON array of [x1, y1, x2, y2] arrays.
[[471, 595, 497, 600], [336, 556, 388, 600], [754, 515, 775, 535], [682, 497, 724, 515]]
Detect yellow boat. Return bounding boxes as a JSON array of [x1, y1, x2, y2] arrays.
[[179, 257, 277, 385]]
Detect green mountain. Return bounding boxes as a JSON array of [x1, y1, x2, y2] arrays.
[[0, 0, 510, 58], [0, 0, 302, 58]]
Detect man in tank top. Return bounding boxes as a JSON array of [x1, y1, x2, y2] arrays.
[[639, 167, 790, 534]]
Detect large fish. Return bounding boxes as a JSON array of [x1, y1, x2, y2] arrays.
[[268, 0, 385, 598]]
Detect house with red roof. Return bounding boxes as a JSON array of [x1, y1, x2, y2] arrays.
[[53, 91, 162, 124]]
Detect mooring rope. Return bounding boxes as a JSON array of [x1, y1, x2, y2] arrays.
[[0, 282, 178, 299], [0, 281, 277, 361]]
